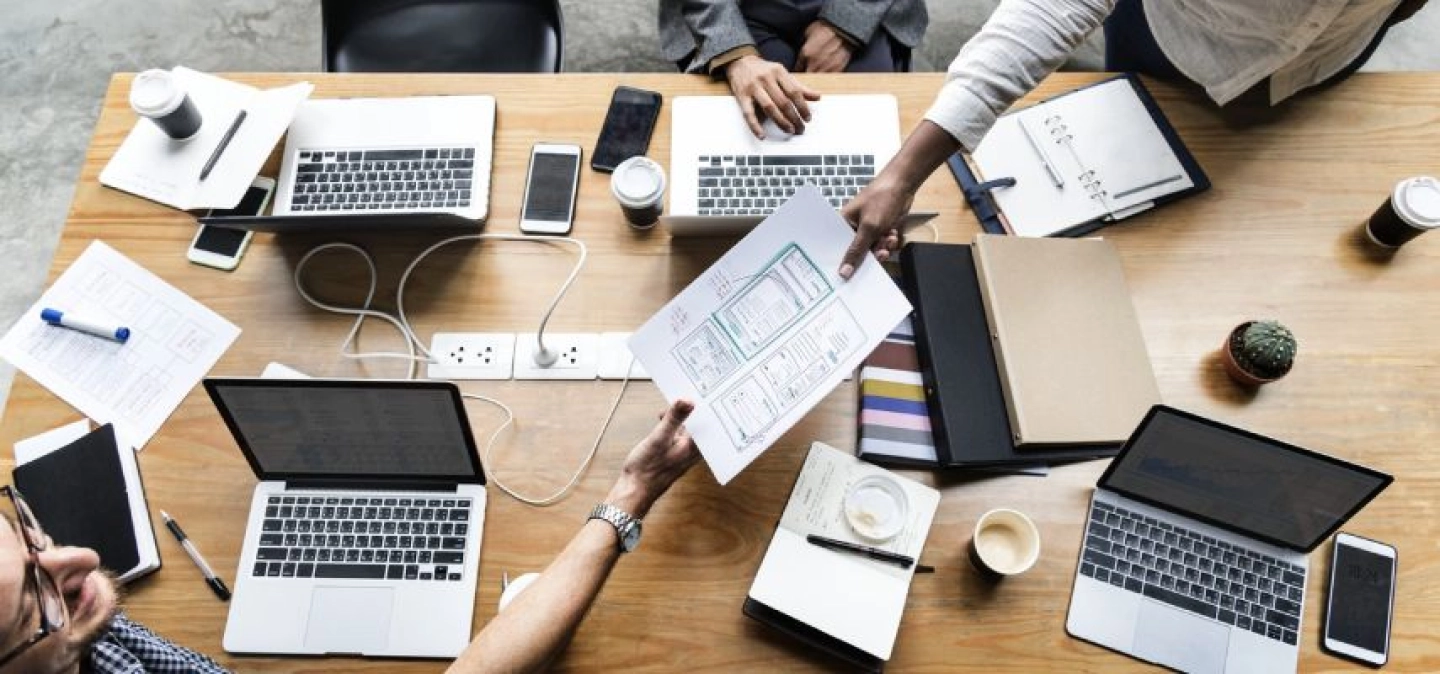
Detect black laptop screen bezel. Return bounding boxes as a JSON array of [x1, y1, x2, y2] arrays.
[[203, 378, 486, 485], [1098, 405, 1392, 553]]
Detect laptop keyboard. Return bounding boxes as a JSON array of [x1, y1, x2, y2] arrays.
[[696, 154, 874, 215], [253, 494, 474, 582], [1080, 500, 1305, 646], [287, 147, 475, 212]]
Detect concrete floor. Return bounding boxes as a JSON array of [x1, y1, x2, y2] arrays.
[[1, 1, 1437, 415]]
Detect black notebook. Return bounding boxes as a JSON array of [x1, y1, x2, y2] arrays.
[[900, 243, 1120, 466], [12, 423, 160, 582], [951, 74, 1209, 238]]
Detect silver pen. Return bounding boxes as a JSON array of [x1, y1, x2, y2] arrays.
[[1019, 117, 1065, 189], [161, 510, 230, 601]]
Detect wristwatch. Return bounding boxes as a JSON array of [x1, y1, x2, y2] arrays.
[[588, 503, 642, 553]]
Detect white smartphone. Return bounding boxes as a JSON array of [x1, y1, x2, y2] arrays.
[[1323, 532, 1397, 667], [519, 143, 582, 235], [189, 177, 275, 270]]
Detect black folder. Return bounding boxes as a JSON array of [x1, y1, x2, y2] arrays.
[[900, 243, 1120, 466], [12, 424, 158, 581]]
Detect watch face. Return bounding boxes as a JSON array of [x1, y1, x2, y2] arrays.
[[621, 520, 642, 552]]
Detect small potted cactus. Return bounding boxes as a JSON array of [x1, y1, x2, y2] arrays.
[[1222, 320, 1297, 387]]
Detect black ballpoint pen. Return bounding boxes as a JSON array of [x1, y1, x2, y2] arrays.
[[806, 534, 915, 569], [198, 109, 247, 181], [161, 510, 231, 601]]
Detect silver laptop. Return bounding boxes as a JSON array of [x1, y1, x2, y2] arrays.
[[274, 96, 495, 222], [665, 95, 906, 236], [1067, 405, 1390, 674], [204, 378, 488, 658]]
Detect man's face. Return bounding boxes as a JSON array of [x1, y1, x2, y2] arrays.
[[0, 512, 119, 673]]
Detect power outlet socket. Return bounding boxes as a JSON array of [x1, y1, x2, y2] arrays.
[[426, 333, 516, 380], [513, 333, 600, 380], [597, 332, 650, 380]]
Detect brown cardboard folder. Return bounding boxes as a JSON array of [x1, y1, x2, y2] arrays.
[[971, 234, 1161, 446]]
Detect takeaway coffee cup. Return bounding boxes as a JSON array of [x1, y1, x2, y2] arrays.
[[967, 508, 1041, 580], [129, 69, 203, 140], [1365, 176, 1440, 248], [611, 156, 666, 228]]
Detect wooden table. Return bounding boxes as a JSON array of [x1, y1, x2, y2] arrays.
[[3, 72, 1438, 672]]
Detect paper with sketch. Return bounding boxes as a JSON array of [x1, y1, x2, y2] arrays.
[[100, 67, 312, 211], [0, 241, 240, 450], [749, 442, 939, 659], [630, 187, 911, 484]]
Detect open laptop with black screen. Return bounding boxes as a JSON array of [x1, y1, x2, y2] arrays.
[[203, 378, 487, 658], [1066, 405, 1390, 674]]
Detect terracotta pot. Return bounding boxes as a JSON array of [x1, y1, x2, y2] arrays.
[[1221, 322, 1281, 387]]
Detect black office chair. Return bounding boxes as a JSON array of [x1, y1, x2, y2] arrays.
[[322, 0, 564, 73]]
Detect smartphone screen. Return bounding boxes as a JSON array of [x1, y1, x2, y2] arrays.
[[196, 184, 270, 255], [592, 87, 662, 172], [523, 151, 580, 224], [1327, 540, 1396, 658]]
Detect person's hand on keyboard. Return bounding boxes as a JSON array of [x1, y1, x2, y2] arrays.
[[725, 55, 821, 139], [603, 400, 700, 519]]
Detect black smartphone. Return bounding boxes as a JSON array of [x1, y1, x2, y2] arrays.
[[1323, 532, 1397, 667], [591, 86, 663, 173]]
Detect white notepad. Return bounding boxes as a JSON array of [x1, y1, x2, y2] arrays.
[[971, 76, 1201, 237], [748, 442, 939, 661]]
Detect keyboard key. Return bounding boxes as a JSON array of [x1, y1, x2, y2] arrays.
[[442, 537, 467, 550], [256, 547, 287, 561], [1144, 583, 1217, 619], [253, 562, 268, 576], [1266, 610, 1299, 630], [298, 563, 314, 578], [314, 564, 387, 579]]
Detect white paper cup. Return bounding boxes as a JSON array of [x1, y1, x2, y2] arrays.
[[130, 69, 203, 140], [967, 508, 1041, 579], [611, 156, 666, 228]]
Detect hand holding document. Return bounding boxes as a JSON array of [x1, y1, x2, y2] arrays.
[[629, 187, 912, 484]]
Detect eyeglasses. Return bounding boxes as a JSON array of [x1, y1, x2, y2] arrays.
[[0, 486, 67, 668]]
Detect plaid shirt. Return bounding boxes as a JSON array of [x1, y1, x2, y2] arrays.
[[87, 613, 229, 674]]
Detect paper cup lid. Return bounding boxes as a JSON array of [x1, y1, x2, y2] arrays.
[[844, 474, 909, 541], [130, 69, 185, 117], [1394, 176, 1440, 229], [612, 156, 665, 207]]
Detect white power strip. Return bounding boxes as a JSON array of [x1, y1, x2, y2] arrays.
[[426, 332, 649, 381]]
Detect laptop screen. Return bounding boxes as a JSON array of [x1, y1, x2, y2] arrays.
[[205, 379, 484, 483], [1099, 406, 1390, 552]]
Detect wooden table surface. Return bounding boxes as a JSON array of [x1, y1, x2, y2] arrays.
[[2, 72, 1438, 672]]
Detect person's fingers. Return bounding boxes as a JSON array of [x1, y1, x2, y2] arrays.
[[751, 86, 795, 135], [839, 228, 874, 280], [737, 90, 765, 139], [782, 76, 813, 123], [763, 79, 805, 134], [795, 49, 809, 73]]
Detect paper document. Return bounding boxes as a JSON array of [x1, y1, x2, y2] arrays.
[[749, 442, 939, 659], [0, 241, 241, 449], [100, 67, 312, 211], [630, 187, 911, 484]]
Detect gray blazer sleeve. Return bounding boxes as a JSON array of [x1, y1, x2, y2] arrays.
[[658, 0, 757, 73], [822, 0, 928, 49]]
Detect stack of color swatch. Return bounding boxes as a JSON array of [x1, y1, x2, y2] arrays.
[[856, 316, 939, 466]]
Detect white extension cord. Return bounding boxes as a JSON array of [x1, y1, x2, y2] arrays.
[[291, 233, 628, 507]]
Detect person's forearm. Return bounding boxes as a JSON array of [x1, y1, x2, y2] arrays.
[[447, 521, 621, 674], [925, 0, 1114, 152], [881, 120, 963, 192]]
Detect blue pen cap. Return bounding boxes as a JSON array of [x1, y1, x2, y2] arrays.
[[40, 308, 62, 324], [115, 327, 131, 343]]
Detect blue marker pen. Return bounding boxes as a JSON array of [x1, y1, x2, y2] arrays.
[[40, 308, 131, 343]]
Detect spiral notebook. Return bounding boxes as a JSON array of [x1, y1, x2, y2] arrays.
[[957, 74, 1209, 238]]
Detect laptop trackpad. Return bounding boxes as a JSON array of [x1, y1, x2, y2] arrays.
[[304, 587, 393, 653], [1132, 601, 1229, 674]]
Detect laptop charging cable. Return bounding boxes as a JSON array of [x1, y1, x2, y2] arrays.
[[292, 233, 629, 506]]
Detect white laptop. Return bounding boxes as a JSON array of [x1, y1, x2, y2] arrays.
[[666, 95, 907, 236], [204, 378, 488, 658], [274, 96, 495, 222], [1067, 406, 1391, 674]]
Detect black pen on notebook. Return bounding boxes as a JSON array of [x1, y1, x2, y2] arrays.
[[161, 511, 231, 601], [198, 109, 247, 181], [806, 534, 915, 570]]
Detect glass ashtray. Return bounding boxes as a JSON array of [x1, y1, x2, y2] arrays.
[[844, 474, 910, 542]]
